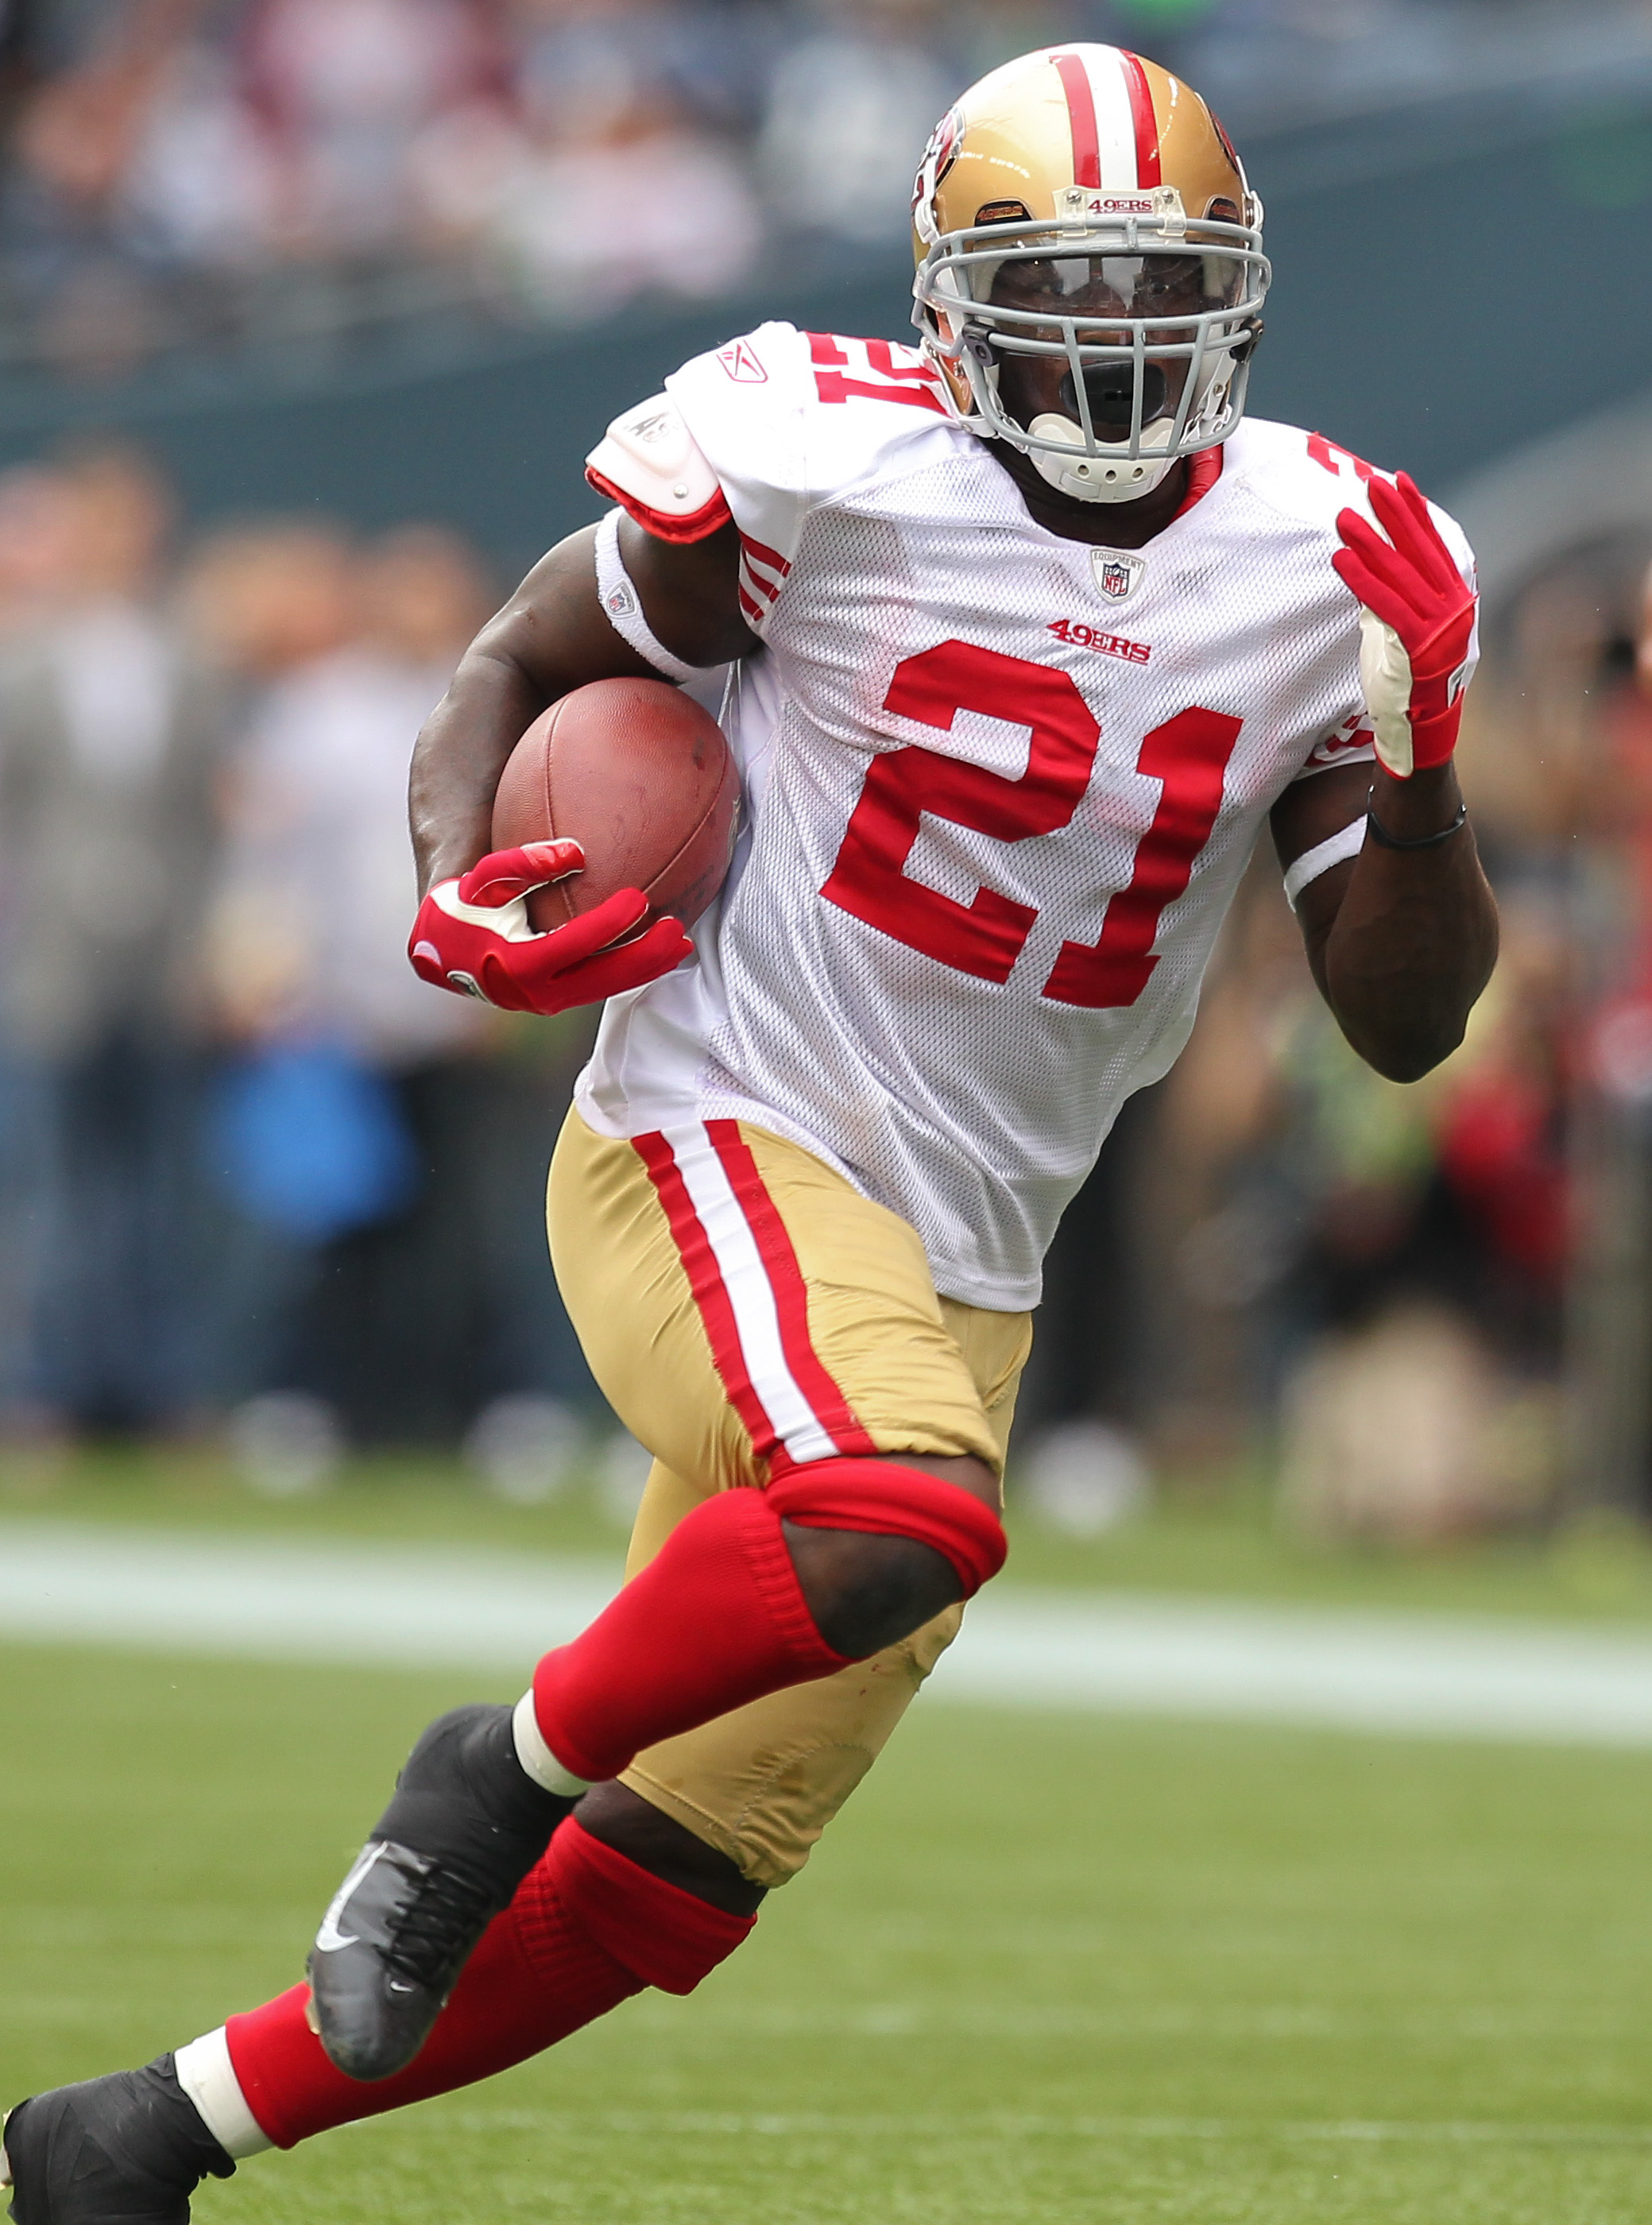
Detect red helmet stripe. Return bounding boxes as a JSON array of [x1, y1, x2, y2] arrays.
[[1118, 50, 1162, 188], [1051, 49, 1102, 189]]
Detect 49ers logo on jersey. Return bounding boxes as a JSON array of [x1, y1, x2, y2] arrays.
[[1049, 617, 1150, 664], [1090, 548, 1144, 602]]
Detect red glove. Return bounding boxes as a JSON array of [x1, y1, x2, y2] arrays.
[[1332, 470, 1477, 778], [408, 839, 692, 1014]]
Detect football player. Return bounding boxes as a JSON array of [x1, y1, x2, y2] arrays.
[[4, 44, 1495, 2223]]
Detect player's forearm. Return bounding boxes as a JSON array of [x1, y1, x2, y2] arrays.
[[409, 643, 548, 893], [1313, 764, 1499, 1083], [408, 526, 661, 895]]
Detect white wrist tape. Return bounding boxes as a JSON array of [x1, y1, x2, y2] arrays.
[[594, 509, 703, 686], [1283, 815, 1366, 911], [174, 2028, 274, 2159]]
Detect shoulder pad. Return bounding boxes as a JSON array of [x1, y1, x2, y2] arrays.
[[585, 395, 731, 544]]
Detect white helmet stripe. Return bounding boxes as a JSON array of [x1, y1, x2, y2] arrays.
[[1051, 45, 1143, 192], [1116, 49, 1163, 186]]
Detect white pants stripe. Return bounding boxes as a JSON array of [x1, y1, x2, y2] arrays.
[[661, 1123, 841, 1468]]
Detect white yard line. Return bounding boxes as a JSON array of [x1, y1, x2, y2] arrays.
[[445, 2105, 1652, 2150], [937, 1590, 1652, 1747], [0, 1523, 615, 1672], [5, 1519, 1652, 1749]]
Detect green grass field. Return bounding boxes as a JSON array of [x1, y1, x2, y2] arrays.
[[6, 1619, 1652, 2224]]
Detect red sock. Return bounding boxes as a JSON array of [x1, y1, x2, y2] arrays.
[[225, 1820, 753, 2148], [532, 1485, 849, 1784]]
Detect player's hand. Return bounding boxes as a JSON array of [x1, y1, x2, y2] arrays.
[[408, 838, 693, 1014], [1332, 471, 1476, 779]]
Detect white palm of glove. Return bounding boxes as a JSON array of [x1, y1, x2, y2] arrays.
[[420, 874, 544, 949], [1356, 606, 1418, 780]]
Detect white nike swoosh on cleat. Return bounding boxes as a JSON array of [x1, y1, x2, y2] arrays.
[[315, 1841, 389, 1952]]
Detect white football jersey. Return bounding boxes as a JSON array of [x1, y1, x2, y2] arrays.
[[575, 321, 1477, 1311]]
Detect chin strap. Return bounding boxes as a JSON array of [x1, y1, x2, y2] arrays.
[[1031, 444, 1176, 504], [1019, 410, 1177, 504]]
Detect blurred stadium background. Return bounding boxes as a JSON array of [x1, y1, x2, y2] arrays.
[[10, 6, 1652, 2221]]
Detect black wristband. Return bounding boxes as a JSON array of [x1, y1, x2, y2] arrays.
[[1365, 789, 1468, 851]]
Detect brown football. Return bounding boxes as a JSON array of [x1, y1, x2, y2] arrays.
[[491, 677, 740, 934]]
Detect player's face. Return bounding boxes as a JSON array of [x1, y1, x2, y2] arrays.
[[985, 250, 1245, 439]]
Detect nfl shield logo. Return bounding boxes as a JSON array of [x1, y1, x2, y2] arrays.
[[1091, 548, 1145, 602], [1095, 547, 1148, 601]]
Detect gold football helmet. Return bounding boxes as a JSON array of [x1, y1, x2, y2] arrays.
[[912, 44, 1267, 503]]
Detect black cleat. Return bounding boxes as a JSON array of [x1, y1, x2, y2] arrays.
[[2, 2055, 234, 2225], [307, 1703, 573, 2083]]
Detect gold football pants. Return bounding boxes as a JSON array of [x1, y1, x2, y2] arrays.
[[548, 1107, 1030, 1886]]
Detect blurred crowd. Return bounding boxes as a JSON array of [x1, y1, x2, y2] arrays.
[[0, 441, 609, 1492], [0, 0, 1627, 379]]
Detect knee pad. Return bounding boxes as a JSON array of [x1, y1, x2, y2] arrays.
[[767, 1455, 1007, 1598]]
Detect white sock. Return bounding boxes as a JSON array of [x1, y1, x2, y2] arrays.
[[172, 2029, 273, 2160], [511, 1689, 594, 1798]]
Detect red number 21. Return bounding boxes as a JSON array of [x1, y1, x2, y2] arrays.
[[820, 640, 1243, 1011]]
